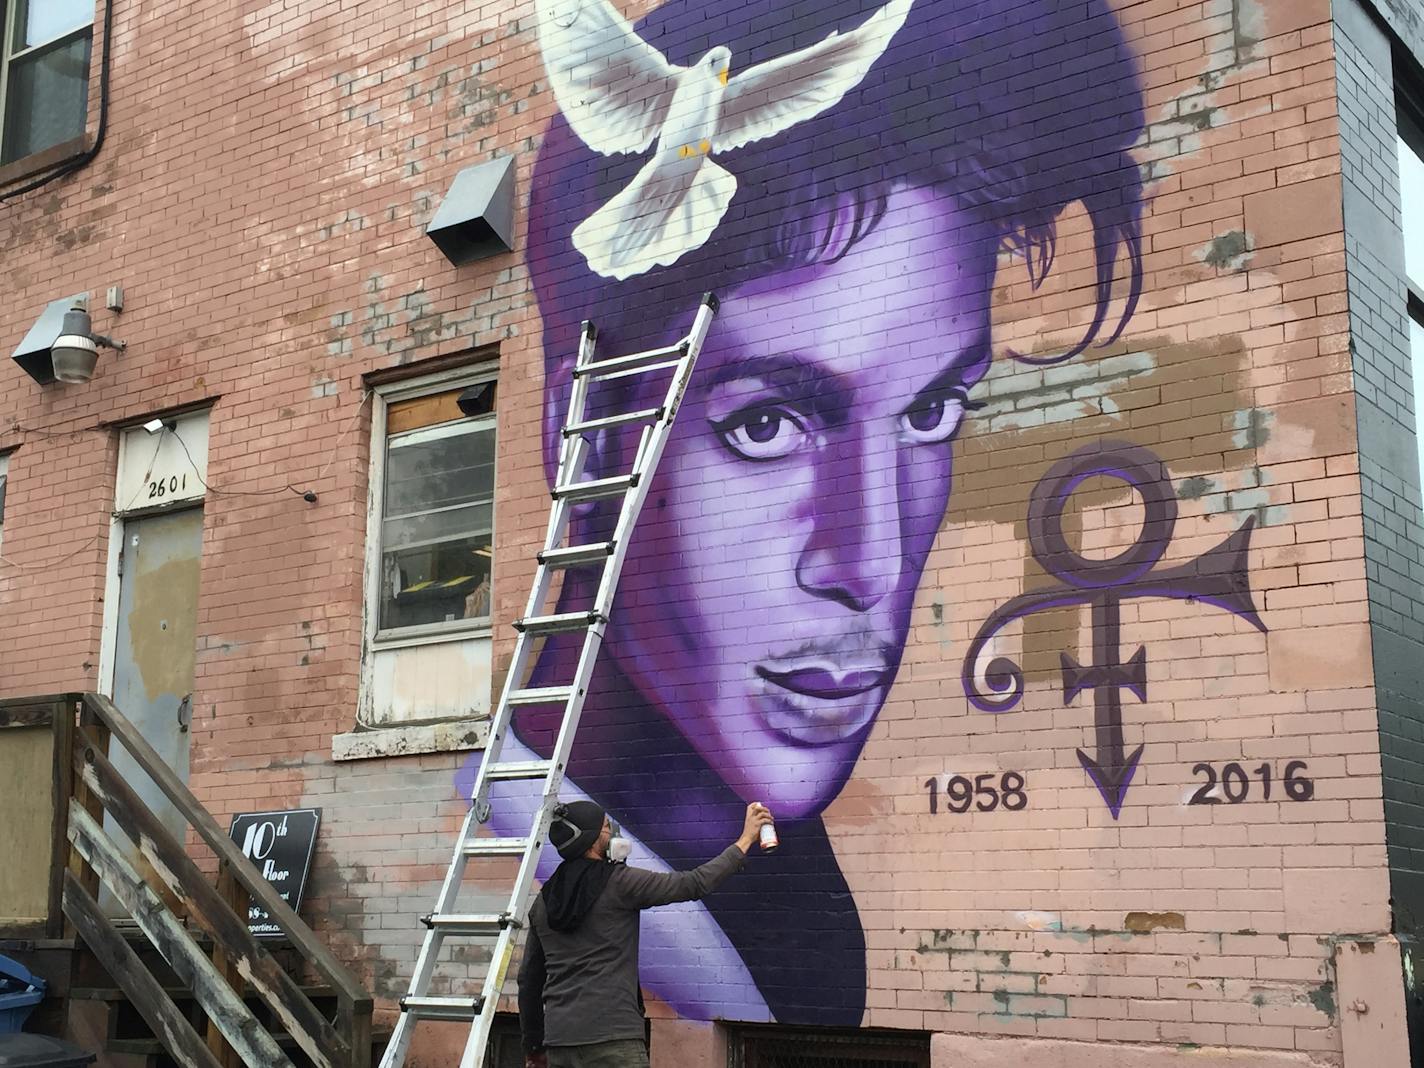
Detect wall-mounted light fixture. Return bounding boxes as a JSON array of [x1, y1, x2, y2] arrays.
[[12, 292, 126, 386], [52, 305, 126, 384]]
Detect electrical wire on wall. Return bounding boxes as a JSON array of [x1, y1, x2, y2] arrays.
[[0, 392, 373, 569], [161, 390, 372, 505], [0, 0, 118, 203]]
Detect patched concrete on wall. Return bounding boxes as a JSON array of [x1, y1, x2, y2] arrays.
[[932, 1032, 1328, 1067]]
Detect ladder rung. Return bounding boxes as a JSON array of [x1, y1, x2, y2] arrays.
[[538, 542, 614, 568], [552, 474, 636, 502], [506, 686, 575, 706], [421, 912, 520, 934], [574, 342, 688, 379], [564, 407, 664, 437], [463, 836, 529, 856], [400, 995, 483, 1021], [483, 759, 555, 781], [513, 611, 603, 635], [589, 357, 683, 383]]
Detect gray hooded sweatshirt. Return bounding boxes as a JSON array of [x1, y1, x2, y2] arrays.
[[518, 845, 746, 1050]]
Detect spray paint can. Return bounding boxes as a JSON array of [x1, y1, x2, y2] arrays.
[[758, 819, 779, 853]]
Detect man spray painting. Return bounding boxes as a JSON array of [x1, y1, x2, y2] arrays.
[[459, 0, 1148, 1026], [519, 801, 774, 1068]]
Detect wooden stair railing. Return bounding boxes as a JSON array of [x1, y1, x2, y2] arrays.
[[33, 692, 374, 1068]]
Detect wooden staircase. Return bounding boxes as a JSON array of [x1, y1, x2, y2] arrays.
[[0, 694, 375, 1068]]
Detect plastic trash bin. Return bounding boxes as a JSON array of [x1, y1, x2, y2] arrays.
[[0, 957, 44, 1035], [0, 1035, 96, 1067]]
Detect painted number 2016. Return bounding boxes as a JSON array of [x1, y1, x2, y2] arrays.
[[924, 772, 1027, 814], [148, 473, 187, 500], [1188, 761, 1313, 805]]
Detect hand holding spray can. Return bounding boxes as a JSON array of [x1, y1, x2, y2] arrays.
[[757, 804, 778, 852]]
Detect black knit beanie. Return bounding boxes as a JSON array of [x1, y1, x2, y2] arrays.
[[549, 800, 605, 859]]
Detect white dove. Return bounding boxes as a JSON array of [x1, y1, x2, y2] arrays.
[[535, 0, 914, 279]]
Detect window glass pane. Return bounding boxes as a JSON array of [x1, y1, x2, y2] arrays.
[[0, 456, 9, 555], [1400, 135, 1424, 290], [1411, 316, 1424, 501], [381, 536, 493, 631], [4, 34, 91, 163], [385, 421, 495, 516], [383, 500, 492, 552], [379, 416, 496, 632], [19, 0, 92, 46]]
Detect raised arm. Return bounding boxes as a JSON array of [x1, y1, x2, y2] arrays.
[[617, 803, 772, 909]]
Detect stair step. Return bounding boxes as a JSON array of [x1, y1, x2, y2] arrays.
[[463, 836, 529, 856], [506, 685, 574, 707], [420, 912, 520, 935], [400, 994, 484, 1021], [574, 342, 688, 379], [513, 611, 603, 635], [564, 407, 664, 437], [551, 474, 636, 503], [106, 1024, 392, 1057], [71, 983, 336, 1002], [537, 542, 614, 568], [481, 760, 554, 781]]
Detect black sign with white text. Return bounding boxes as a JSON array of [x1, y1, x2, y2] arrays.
[[227, 808, 321, 938]]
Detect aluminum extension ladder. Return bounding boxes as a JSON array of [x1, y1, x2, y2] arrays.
[[379, 292, 720, 1068]]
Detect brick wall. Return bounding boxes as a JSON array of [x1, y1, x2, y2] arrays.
[[1334, 0, 1424, 936], [0, 0, 1415, 1064]]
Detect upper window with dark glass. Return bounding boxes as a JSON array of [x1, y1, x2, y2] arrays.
[[378, 383, 497, 635], [1, 0, 93, 165]]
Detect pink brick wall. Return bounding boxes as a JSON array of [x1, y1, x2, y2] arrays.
[[0, 0, 1397, 1063]]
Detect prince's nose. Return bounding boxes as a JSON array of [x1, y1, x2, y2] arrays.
[[795, 436, 899, 611]]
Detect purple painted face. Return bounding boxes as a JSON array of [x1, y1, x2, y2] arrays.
[[598, 185, 997, 819]]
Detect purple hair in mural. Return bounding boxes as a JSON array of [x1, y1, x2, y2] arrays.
[[459, 0, 1148, 1026]]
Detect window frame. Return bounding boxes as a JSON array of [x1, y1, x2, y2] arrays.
[[363, 365, 499, 652], [0, 451, 10, 556], [1399, 101, 1424, 302], [0, 0, 94, 167], [1398, 90, 1424, 509]]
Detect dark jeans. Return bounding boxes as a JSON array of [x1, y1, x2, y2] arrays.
[[548, 1039, 650, 1068]]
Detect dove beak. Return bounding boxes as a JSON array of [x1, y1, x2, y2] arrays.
[[719, 68, 729, 86]]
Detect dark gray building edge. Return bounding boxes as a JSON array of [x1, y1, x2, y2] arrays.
[[1336, 0, 1424, 932]]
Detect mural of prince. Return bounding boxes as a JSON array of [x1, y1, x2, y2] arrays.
[[460, 0, 1147, 1027]]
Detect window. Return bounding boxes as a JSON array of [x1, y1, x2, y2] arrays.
[[0, 0, 93, 165], [1399, 103, 1424, 497], [729, 1026, 930, 1068], [373, 378, 496, 638], [0, 453, 9, 554]]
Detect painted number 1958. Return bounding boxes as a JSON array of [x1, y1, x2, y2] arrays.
[[1188, 760, 1313, 805], [924, 772, 1027, 814]]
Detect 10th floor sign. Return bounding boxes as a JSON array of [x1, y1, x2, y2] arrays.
[[228, 808, 321, 937]]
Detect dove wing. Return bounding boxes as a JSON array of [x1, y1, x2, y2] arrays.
[[536, 0, 683, 155], [716, 0, 912, 153]]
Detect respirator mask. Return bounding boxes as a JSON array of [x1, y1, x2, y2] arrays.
[[606, 820, 631, 864]]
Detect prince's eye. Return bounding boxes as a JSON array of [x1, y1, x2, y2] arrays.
[[900, 388, 970, 444], [712, 405, 809, 461]]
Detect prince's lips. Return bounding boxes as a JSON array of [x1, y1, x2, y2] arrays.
[[752, 657, 891, 745], [754, 663, 888, 700]]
